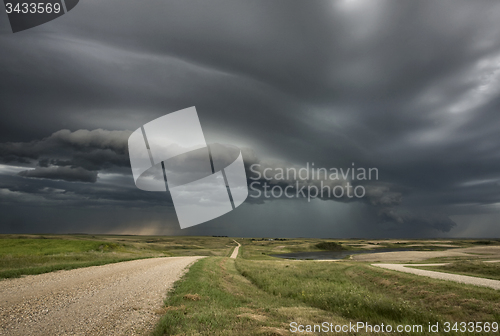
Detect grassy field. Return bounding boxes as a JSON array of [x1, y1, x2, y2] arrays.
[[236, 260, 500, 322], [236, 238, 500, 260], [153, 239, 500, 335], [0, 234, 235, 279], [154, 257, 357, 336], [414, 261, 500, 281], [155, 258, 500, 335], [3, 235, 500, 335]]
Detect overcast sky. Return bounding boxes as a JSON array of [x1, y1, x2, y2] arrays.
[[1, 0, 500, 238]]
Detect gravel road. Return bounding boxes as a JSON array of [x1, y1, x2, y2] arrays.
[[230, 240, 240, 259], [0, 256, 203, 335], [373, 263, 500, 290]]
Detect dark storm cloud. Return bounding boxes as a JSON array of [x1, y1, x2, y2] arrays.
[[377, 208, 456, 232], [0, 129, 431, 232], [0, 129, 131, 171], [242, 148, 392, 206], [0, 169, 174, 207], [1, 0, 500, 236], [241, 150, 456, 232], [18, 166, 98, 183]]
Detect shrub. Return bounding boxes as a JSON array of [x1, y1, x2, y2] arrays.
[[315, 242, 345, 251]]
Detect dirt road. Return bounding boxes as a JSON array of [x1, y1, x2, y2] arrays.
[[373, 263, 500, 290], [0, 256, 203, 335], [230, 240, 240, 259]]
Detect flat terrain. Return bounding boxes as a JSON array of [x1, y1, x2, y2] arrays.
[[373, 263, 500, 290], [414, 260, 500, 281], [0, 256, 203, 336], [0, 235, 235, 279], [155, 257, 500, 335], [353, 246, 500, 262], [153, 239, 500, 335], [3, 236, 500, 335]]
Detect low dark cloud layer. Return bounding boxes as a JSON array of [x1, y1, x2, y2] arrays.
[[1, 0, 500, 236], [18, 166, 98, 183], [0, 129, 130, 165]]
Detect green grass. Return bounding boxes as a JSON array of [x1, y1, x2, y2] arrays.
[[235, 260, 500, 324], [236, 238, 354, 260], [156, 257, 500, 335], [0, 256, 156, 279], [4, 235, 500, 334], [155, 238, 500, 335], [236, 260, 439, 325], [235, 238, 490, 261], [0, 238, 121, 255], [414, 261, 500, 281], [154, 257, 351, 336], [0, 237, 156, 279], [0, 235, 236, 279]]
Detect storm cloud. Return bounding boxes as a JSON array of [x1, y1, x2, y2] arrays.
[[1, 0, 500, 237], [18, 166, 98, 183], [0, 129, 131, 170]]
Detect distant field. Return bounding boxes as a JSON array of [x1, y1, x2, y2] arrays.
[[0, 238, 127, 256], [237, 237, 500, 260], [0, 235, 235, 279]]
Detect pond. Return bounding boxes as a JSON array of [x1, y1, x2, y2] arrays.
[[271, 248, 417, 260]]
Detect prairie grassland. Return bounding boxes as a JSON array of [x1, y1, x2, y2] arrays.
[[155, 239, 500, 335], [4, 235, 500, 334], [156, 257, 500, 335], [154, 257, 352, 336], [415, 260, 500, 281], [235, 260, 500, 324], [0, 235, 235, 279], [237, 238, 500, 260]]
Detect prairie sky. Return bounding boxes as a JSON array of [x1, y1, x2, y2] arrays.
[[1, 0, 500, 238]]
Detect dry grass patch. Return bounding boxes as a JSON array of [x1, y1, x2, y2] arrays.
[[183, 294, 202, 301], [257, 326, 289, 335], [277, 306, 348, 327], [237, 313, 268, 322], [378, 279, 393, 286], [154, 305, 186, 315]]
